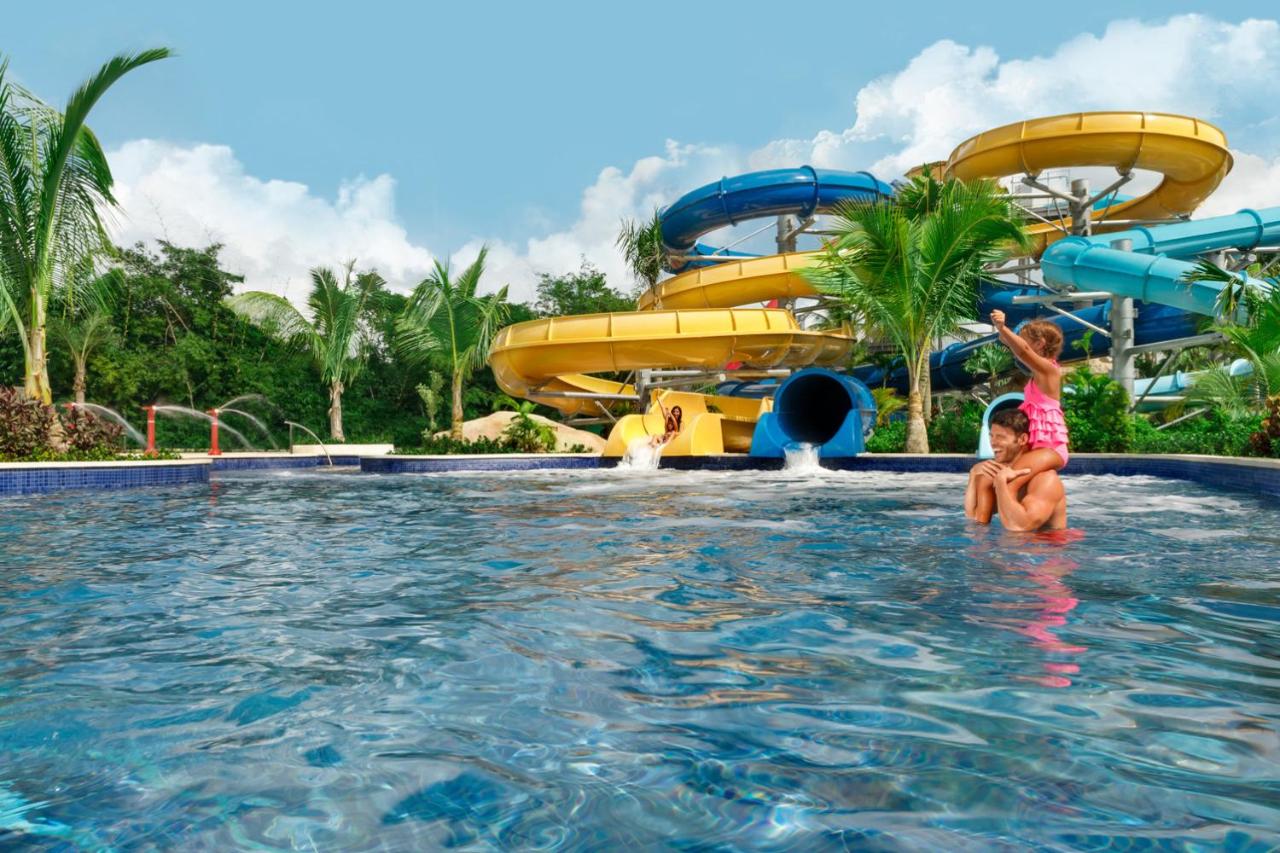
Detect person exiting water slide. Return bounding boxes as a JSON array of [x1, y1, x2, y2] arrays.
[[965, 409, 1068, 531], [649, 401, 683, 448]]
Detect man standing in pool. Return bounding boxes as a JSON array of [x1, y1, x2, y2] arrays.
[[965, 409, 1068, 531]]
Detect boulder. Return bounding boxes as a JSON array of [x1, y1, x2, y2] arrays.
[[436, 412, 605, 453]]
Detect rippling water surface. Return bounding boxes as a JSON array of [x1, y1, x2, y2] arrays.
[[1, 468, 1278, 850]]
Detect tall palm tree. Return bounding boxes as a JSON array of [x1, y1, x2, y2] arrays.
[[396, 248, 510, 440], [806, 172, 1028, 452], [228, 263, 384, 441], [0, 49, 170, 403], [616, 209, 664, 298]]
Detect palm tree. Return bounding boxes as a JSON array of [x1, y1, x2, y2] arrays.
[[806, 172, 1028, 452], [1180, 262, 1280, 412], [616, 209, 664, 298], [396, 248, 510, 440], [964, 343, 1015, 403], [228, 263, 384, 442], [51, 310, 117, 405], [0, 49, 170, 403]]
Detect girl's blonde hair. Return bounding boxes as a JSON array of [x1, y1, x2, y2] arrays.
[[1020, 320, 1063, 360]]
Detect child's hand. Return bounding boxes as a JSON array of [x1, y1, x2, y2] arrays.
[[990, 310, 1006, 330]]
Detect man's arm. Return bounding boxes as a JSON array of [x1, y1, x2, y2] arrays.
[[991, 468, 1063, 532], [964, 463, 993, 522]]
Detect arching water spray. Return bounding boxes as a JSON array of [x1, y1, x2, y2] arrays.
[[219, 407, 277, 448], [72, 403, 146, 446], [154, 406, 253, 450]]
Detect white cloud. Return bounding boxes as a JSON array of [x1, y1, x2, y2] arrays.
[[107, 140, 436, 301], [107, 14, 1280, 309]]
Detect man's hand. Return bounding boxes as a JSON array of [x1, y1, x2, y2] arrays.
[[990, 309, 1006, 330], [995, 465, 1030, 484]]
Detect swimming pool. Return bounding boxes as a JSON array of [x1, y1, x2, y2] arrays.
[[2, 469, 1277, 848]]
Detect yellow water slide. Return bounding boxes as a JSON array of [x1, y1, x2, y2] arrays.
[[487, 111, 1232, 455]]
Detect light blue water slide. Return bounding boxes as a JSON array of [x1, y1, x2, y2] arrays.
[[1040, 207, 1280, 315]]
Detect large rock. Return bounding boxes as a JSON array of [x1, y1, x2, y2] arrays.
[[436, 412, 605, 453]]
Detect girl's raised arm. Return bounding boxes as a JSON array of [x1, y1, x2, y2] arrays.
[[991, 311, 1058, 378]]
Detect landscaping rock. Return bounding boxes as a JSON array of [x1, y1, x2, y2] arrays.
[[436, 412, 605, 453]]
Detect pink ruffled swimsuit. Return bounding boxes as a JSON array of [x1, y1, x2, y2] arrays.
[[1020, 368, 1069, 467]]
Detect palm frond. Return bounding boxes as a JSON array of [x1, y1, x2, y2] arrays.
[[227, 290, 319, 352]]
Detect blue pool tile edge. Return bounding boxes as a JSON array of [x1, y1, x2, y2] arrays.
[[0, 461, 210, 496]]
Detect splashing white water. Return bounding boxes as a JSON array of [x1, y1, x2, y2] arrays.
[[617, 437, 663, 471], [783, 443, 822, 473]]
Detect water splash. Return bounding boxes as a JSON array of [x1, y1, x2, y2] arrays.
[[284, 421, 333, 466], [219, 393, 271, 410], [220, 407, 278, 449], [783, 443, 822, 473], [154, 406, 252, 450], [617, 437, 663, 471], [72, 403, 146, 446]]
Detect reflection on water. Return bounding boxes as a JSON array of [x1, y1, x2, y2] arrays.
[[0, 468, 1278, 849]]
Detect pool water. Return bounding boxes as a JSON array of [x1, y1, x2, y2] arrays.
[[1, 469, 1278, 849]]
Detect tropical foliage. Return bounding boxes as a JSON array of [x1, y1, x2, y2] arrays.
[[807, 171, 1028, 452], [616, 209, 665, 297], [228, 263, 385, 441], [396, 248, 511, 439], [0, 49, 170, 403]]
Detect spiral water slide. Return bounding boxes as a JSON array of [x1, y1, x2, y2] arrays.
[[488, 168, 893, 454], [488, 112, 1246, 454]]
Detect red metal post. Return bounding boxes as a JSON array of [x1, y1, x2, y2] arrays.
[[143, 405, 157, 456], [207, 408, 222, 456]]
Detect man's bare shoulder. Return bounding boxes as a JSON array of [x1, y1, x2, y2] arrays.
[[1027, 467, 1065, 497]]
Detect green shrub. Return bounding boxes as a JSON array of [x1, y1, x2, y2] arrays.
[[0, 387, 57, 458], [500, 408, 557, 453], [1132, 410, 1262, 457], [866, 420, 906, 452], [1062, 366, 1134, 452], [927, 400, 983, 453]]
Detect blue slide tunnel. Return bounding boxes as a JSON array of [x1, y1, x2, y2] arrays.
[[749, 368, 877, 458]]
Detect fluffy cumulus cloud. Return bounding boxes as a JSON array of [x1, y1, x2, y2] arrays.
[[107, 140, 436, 299], [107, 13, 1280, 306]]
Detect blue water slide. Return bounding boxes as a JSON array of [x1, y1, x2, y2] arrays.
[[660, 167, 894, 270], [749, 368, 877, 458], [1040, 206, 1280, 317]]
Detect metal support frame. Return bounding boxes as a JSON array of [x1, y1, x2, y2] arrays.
[[1109, 238, 1137, 399], [1043, 303, 1112, 338], [1156, 407, 1210, 430], [1130, 349, 1179, 412], [1127, 332, 1225, 356], [1011, 291, 1113, 305]]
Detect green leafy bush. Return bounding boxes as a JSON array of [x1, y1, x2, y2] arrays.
[[927, 400, 983, 453], [499, 404, 557, 453], [866, 420, 906, 452], [0, 387, 57, 458], [1062, 366, 1134, 452], [1133, 410, 1263, 457]]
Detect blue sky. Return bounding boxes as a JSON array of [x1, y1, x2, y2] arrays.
[[7, 3, 1280, 300]]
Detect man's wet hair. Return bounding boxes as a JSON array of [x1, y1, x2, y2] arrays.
[[991, 408, 1030, 436]]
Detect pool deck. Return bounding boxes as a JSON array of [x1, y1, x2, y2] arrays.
[[2, 452, 1278, 497]]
